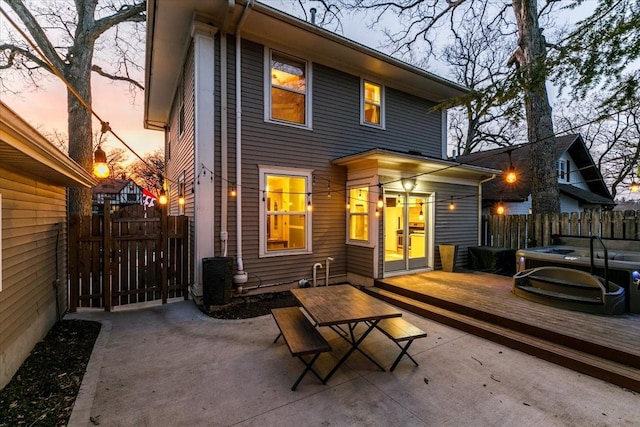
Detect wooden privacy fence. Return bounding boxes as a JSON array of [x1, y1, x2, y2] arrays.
[[69, 202, 190, 312], [482, 210, 640, 249]]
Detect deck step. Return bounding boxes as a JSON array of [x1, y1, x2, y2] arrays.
[[515, 284, 602, 304], [526, 274, 602, 290], [362, 286, 640, 393]]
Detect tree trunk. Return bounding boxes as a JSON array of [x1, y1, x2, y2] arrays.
[[512, 0, 560, 214], [66, 8, 97, 217]]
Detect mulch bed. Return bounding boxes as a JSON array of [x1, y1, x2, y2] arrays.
[[0, 291, 296, 426]]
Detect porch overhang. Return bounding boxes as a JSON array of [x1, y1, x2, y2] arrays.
[[332, 149, 500, 182]]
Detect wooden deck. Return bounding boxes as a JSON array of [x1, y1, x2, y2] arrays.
[[369, 270, 640, 391]]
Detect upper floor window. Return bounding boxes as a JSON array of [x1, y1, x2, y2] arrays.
[[557, 160, 570, 182], [267, 50, 310, 127], [260, 167, 313, 256], [362, 80, 384, 127]]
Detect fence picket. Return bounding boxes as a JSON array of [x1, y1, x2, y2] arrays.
[[482, 210, 639, 249]]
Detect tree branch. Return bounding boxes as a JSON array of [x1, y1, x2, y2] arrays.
[[91, 64, 144, 90], [0, 43, 53, 72], [90, 1, 146, 41]]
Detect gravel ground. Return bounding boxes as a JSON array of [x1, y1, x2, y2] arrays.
[[0, 291, 296, 426]]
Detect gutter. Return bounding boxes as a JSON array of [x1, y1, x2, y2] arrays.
[[478, 174, 496, 245]]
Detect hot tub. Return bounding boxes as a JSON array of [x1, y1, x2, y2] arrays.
[[516, 244, 640, 313]]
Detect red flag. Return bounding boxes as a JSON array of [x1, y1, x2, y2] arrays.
[[142, 189, 157, 208]]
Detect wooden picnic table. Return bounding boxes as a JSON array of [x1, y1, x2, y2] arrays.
[[290, 284, 402, 381]]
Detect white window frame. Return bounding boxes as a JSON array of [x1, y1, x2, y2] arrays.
[[264, 48, 312, 129], [259, 166, 314, 257], [360, 78, 385, 129], [346, 178, 376, 247]]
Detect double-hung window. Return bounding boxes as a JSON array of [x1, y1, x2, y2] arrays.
[[267, 50, 310, 127], [260, 167, 313, 256], [362, 80, 384, 127], [347, 185, 370, 244]]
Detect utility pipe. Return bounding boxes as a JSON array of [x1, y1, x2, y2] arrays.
[[326, 257, 334, 286], [221, 31, 228, 256], [234, 0, 253, 281], [312, 263, 323, 287]]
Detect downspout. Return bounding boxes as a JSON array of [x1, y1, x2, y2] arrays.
[[220, 0, 234, 257], [234, 0, 253, 283], [478, 174, 496, 244]]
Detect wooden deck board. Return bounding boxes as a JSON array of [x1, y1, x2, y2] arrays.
[[380, 270, 640, 358]]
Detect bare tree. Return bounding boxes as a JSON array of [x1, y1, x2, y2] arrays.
[[0, 0, 146, 215], [441, 10, 526, 155], [129, 149, 164, 192]]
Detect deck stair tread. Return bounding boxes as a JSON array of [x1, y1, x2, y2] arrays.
[[526, 274, 604, 289], [515, 285, 602, 304], [363, 286, 640, 392]]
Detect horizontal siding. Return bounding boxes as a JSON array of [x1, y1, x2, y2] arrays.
[[1, 168, 67, 388], [347, 245, 374, 277]]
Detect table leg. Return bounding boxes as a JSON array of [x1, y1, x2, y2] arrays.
[[323, 319, 385, 382]]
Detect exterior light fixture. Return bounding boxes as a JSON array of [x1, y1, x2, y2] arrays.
[[448, 197, 455, 211], [401, 178, 416, 192], [230, 186, 237, 197], [158, 189, 168, 205], [178, 183, 185, 206], [93, 145, 110, 178], [307, 193, 312, 212], [418, 202, 424, 221], [496, 201, 505, 215]]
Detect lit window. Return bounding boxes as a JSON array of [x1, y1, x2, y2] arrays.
[[348, 186, 369, 242], [260, 168, 313, 255], [269, 51, 308, 126], [362, 80, 383, 127]]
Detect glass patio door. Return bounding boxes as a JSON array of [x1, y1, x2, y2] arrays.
[[383, 193, 428, 273]]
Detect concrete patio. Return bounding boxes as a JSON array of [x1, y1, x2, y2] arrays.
[[67, 298, 638, 426]]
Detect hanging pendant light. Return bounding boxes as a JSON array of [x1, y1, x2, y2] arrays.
[[93, 145, 110, 178]]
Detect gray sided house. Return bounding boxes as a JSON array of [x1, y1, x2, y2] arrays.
[[0, 102, 96, 388], [457, 134, 615, 215], [144, 0, 497, 296]]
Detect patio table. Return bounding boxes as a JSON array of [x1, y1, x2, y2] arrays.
[[290, 284, 402, 382]]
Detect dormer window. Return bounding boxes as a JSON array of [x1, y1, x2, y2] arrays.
[[557, 160, 571, 183]]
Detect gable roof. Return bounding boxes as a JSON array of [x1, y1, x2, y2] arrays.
[[455, 134, 614, 206], [93, 179, 136, 195], [0, 102, 96, 188], [145, 0, 469, 129]]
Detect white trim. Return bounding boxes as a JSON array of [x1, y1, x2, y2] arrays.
[[345, 177, 377, 247], [360, 78, 385, 129], [264, 47, 313, 129], [259, 166, 314, 257]]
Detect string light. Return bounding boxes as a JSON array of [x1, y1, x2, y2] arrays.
[[178, 182, 185, 206], [418, 202, 424, 221], [230, 186, 237, 197], [505, 149, 517, 184], [158, 189, 168, 205], [307, 192, 312, 212], [449, 197, 455, 211], [377, 183, 384, 208], [496, 201, 505, 215]]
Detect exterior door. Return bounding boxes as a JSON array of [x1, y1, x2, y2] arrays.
[[383, 193, 428, 273]]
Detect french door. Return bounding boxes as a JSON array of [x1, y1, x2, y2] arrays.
[[383, 192, 428, 273]]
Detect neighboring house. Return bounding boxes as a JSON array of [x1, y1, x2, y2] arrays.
[[92, 178, 144, 214], [0, 102, 95, 389], [456, 134, 615, 215], [144, 0, 498, 295]]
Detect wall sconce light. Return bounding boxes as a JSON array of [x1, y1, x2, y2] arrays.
[[401, 178, 416, 192], [158, 189, 168, 205], [93, 145, 110, 178], [448, 197, 455, 211], [178, 183, 185, 206]]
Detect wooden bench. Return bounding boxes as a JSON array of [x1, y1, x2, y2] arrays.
[[375, 317, 427, 371], [271, 307, 332, 390]]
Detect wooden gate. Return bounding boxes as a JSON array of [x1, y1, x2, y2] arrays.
[[69, 202, 190, 311]]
